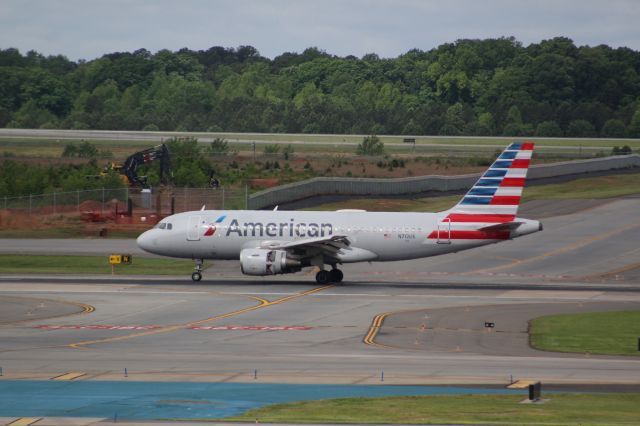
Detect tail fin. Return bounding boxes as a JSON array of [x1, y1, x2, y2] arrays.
[[446, 141, 534, 222]]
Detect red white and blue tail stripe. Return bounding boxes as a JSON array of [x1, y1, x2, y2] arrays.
[[449, 141, 534, 218], [428, 142, 534, 241]]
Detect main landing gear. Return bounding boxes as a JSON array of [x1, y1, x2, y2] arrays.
[[192, 258, 203, 282], [315, 266, 344, 284]]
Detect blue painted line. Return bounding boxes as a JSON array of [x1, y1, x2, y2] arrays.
[[0, 381, 523, 420]]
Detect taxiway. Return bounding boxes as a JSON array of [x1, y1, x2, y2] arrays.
[[0, 198, 639, 386]]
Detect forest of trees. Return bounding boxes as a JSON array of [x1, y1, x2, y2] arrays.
[[2, 37, 640, 137]]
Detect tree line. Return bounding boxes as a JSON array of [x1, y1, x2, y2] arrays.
[[2, 37, 640, 137]]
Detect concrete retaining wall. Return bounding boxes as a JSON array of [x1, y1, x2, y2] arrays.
[[248, 154, 640, 209]]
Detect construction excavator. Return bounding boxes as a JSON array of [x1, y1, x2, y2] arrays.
[[96, 144, 172, 188]]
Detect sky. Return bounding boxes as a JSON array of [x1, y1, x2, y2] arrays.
[[1, 0, 639, 61]]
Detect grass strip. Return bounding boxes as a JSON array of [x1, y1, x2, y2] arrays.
[[523, 173, 640, 200], [530, 311, 640, 356], [0, 254, 197, 275], [223, 393, 640, 425], [3, 135, 640, 148]]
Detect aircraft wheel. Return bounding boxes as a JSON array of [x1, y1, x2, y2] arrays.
[[191, 272, 202, 282], [315, 270, 330, 285], [329, 268, 344, 283]]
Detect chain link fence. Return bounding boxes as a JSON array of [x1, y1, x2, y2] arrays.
[[1, 188, 129, 216], [1, 186, 249, 218]]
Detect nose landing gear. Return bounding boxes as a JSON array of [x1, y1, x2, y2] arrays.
[[192, 258, 204, 282]]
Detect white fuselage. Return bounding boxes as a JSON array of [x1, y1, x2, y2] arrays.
[[136, 209, 540, 263], [136, 142, 541, 282]]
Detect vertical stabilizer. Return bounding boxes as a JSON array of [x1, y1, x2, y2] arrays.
[[446, 141, 534, 222], [426, 142, 536, 242]]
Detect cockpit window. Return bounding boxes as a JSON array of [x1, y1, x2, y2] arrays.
[[153, 222, 173, 230]]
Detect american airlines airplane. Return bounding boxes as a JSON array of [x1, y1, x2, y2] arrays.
[[137, 142, 542, 283]]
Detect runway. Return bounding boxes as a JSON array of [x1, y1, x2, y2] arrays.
[[0, 198, 639, 388]]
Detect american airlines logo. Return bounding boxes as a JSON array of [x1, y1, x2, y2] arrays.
[[226, 218, 334, 238], [203, 215, 226, 236]]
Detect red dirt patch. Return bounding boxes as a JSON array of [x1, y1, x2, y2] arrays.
[[249, 178, 280, 189]]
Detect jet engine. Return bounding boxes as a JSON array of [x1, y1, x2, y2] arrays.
[[240, 249, 302, 276]]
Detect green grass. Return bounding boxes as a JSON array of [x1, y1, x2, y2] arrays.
[[306, 173, 640, 212], [523, 173, 640, 200], [223, 393, 640, 425], [3, 134, 639, 157], [530, 311, 640, 356], [0, 254, 198, 275], [0, 138, 153, 157]]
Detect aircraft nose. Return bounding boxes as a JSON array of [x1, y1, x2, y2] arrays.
[[136, 230, 155, 253]]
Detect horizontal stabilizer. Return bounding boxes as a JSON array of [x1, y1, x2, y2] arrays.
[[478, 221, 523, 232]]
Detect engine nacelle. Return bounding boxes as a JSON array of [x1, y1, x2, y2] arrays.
[[240, 249, 301, 276]]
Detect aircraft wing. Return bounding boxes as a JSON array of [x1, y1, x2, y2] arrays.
[[258, 235, 351, 255]]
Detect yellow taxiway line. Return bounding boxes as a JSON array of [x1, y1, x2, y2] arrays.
[[363, 312, 391, 347], [507, 379, 537, 389], [50, 371, 86, 381], [68, 284, 333, 349], [7, 418, 42, 426]]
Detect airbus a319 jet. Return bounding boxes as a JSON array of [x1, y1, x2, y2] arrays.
[[137, 142, 542, 283]]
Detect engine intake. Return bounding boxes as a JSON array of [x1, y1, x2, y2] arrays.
[[240, 249, 301, 276]]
